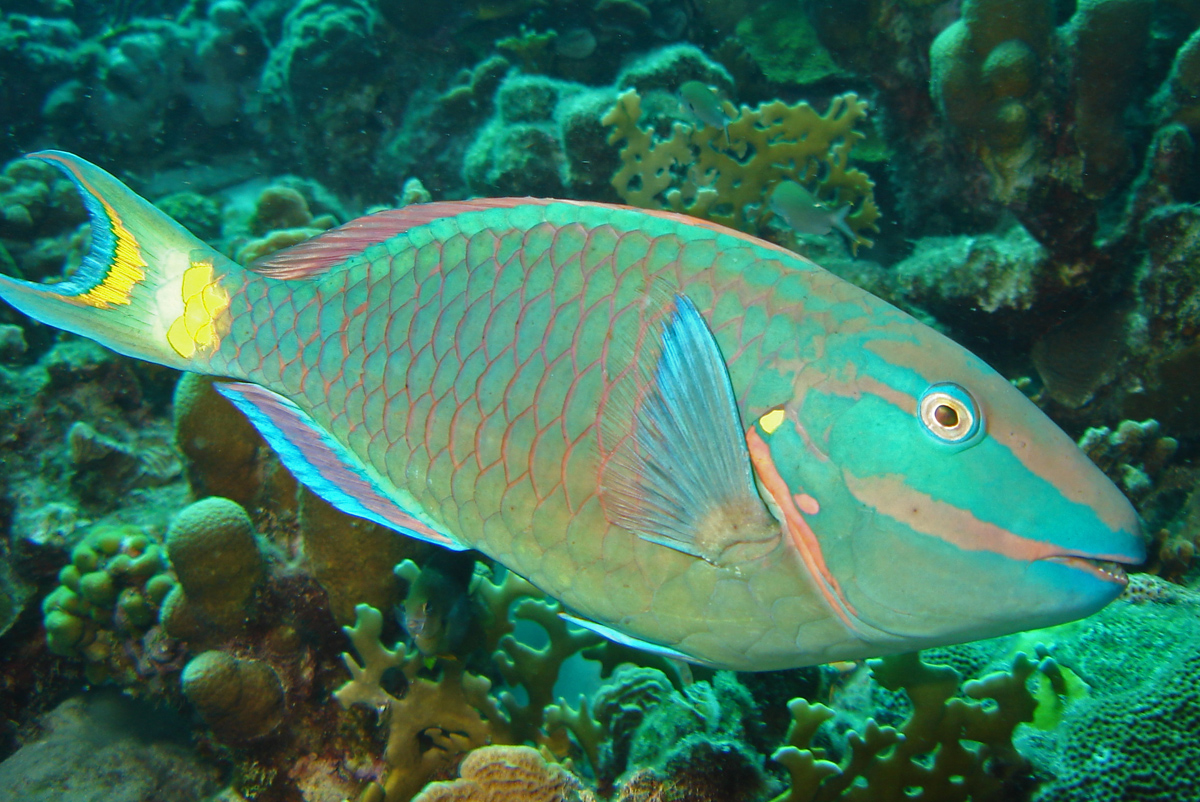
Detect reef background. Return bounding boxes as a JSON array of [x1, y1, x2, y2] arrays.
[[1, 0, 1200, 801]]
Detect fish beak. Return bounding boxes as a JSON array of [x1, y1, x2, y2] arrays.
[[1042, 555, 1131, 586]]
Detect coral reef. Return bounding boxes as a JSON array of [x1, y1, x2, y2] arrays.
[[603, 86, 880, 250], [334, 564, 606, 801], [412, 745, 595, 802], [41, 522, 178, 684], [173, 373, 272, 509], [164, 496, 264, 632], [5, 3, 1200, 801], [0, 693, 222, 802], [1016, 579, 1200, 801], [771, 651, 1042, 802], [301, 487, 427, 627], [181, 649, 286, 743], [1077, 419, 1177, 501]]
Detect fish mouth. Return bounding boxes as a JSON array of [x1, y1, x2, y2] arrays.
[[1043, 555, 1131, 585]]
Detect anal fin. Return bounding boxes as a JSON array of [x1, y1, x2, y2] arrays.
[[559, 613, 716, 666], [214, 381, 465, 550]]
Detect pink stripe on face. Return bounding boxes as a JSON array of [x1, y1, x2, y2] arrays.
[[841, 471, 1133, 564], [747, 427, 864, 635]]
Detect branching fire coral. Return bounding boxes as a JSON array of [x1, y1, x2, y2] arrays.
[[602, 88, 881, 251], [335, 567, 601, 802], [771, 652, 1044, 802]]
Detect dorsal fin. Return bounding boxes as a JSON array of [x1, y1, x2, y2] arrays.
[[249, 198, 556, 280], [247, 195, 817, 281]]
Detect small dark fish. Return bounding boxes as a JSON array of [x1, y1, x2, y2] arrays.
[[396, 552, 477, 659], [678, 81, 734, 143], [769, 180, 857, 245]]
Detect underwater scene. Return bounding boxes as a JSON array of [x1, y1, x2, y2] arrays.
[[1, 0, 1199, 800]]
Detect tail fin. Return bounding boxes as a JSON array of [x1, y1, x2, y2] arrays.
[[0, 151, 235, 371]]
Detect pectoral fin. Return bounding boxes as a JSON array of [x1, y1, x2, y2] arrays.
[[601, 293, 779, 564]]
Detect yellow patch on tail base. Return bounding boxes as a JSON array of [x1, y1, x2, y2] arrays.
[[166, 259, 229, 358]]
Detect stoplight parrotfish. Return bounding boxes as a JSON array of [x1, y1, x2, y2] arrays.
[[0, 152, 1144, 671]]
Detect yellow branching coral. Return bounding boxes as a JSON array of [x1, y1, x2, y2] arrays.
[[602, 88, 881, 251], [335, 568, 603, 802], [337, 605, 511, 802], [770, 652, 1043, 802]]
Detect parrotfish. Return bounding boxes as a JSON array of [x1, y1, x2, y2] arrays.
[[0, 152, 1143, 671], [770, 180, 857, 246], [678, 81, 734, 143]]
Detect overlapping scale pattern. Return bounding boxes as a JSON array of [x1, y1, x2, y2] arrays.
[[212, 203, 815, 626]]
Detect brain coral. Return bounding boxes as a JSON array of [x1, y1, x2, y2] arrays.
[[1018, 579, 1200, 801]]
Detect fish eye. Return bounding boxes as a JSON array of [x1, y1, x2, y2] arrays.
[[918, 383, 982, 444]]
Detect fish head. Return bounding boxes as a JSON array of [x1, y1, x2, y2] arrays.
[[749, 316, 1144, 652]]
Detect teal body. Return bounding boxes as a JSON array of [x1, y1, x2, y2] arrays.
[[0, 153, 1144, 669]]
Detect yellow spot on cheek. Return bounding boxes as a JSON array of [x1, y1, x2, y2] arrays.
[[759, 408, 786, 434]]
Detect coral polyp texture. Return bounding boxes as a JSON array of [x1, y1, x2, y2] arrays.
[[603, 88, 881, 250], [4, 1, 1200, 801], [41, 523, 176, 684]]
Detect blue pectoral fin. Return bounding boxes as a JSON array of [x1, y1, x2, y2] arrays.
[[213, 381, 466, 550], [603, 293, 778, 564], [559, 613, 716, 666]]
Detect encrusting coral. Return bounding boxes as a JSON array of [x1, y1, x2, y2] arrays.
[[412, 744, 595, 802], [1016, 578, 1200, 801], [602, 88, 880, 251]]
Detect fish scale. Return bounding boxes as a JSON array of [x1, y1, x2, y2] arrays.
[[222, 210, 794, 631], [0, 152, 1144, 671]]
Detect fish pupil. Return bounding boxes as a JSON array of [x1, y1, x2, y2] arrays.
[[934, 404, 959, 428]]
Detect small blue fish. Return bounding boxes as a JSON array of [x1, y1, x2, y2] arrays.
[[678, 81, 734, 143], [770, 180, 857, 246]]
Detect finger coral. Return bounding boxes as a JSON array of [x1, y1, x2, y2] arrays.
[[41, 523, 177, 684]]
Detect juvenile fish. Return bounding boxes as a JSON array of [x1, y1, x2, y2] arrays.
[[678, 81, 734, 143], [770, 179, 857, 246]]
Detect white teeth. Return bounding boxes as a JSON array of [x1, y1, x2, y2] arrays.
[[1048, 555, 1129, 583]]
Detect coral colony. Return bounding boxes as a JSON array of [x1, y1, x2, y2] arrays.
[[0, 2, 1199, 802]]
